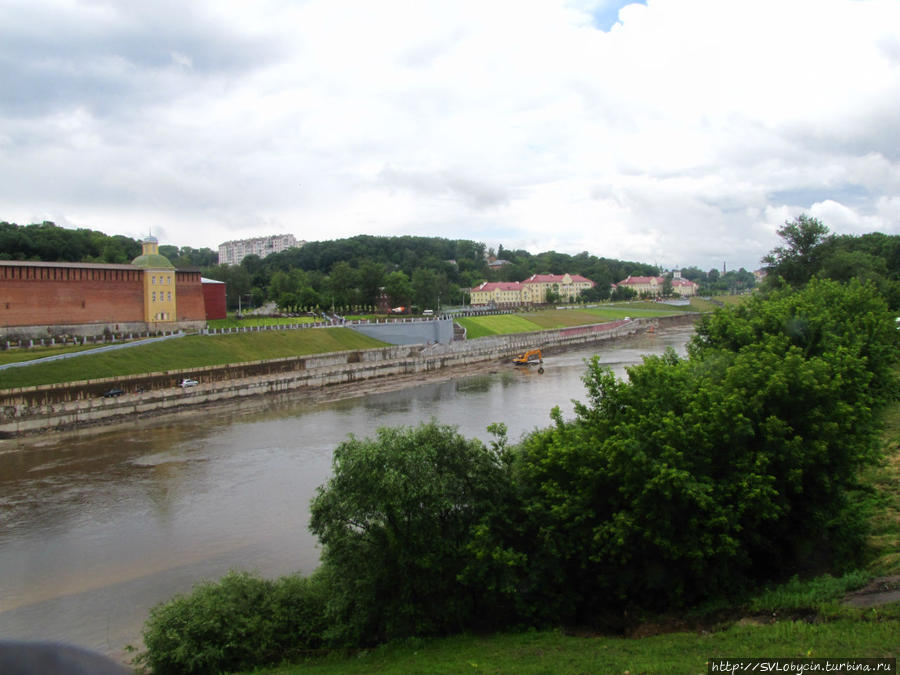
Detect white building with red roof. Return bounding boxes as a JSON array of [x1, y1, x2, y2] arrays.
[[615, 273, 698, 297], [521, 273, 595, 303], [469, 273, 595, 306], [469, 281, 524, 307]]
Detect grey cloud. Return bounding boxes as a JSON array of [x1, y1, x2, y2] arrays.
[[769, 184, 871, 209], [0, 1, 280, 118], [379, 165, 509, 209]]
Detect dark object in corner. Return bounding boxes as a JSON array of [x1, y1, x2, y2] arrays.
[[0, 641, 131, 675]]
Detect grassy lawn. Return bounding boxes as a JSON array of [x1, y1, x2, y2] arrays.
[[861, 382, 900, 575], [254, 610, 899, 674], [456, 304, 691, 338], [209, 316, 321, 329], [456, 315, 546, 338], [0, 328, 387, 389], [0, 342, 108, 366]]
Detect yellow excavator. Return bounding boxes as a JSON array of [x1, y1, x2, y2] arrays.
[[513, 348, 544, 373]]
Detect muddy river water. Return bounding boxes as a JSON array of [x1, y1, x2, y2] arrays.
[[0, 325, 693, 659]]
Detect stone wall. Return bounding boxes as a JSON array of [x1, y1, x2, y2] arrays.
[[349, 317, 454, 345]]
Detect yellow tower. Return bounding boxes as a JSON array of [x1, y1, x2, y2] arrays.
[[132, 236, 176, 325]]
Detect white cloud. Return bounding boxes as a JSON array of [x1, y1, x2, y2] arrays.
[[1, 0, 899, 271]]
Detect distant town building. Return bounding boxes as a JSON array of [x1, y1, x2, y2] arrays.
[[218, 234, 302, 266], [470, 281, 524, 307], [615, 272, 698, 297], [469, 273, 595, 307]]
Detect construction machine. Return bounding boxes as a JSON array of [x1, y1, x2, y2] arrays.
[[513, 349, 544, 373]]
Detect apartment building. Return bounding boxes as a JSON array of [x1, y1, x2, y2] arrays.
[[218, 234, 302, 265]]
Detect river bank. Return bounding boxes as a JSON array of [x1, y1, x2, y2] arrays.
[[0, 315, 697, 439], [0, 325, 700, 661]]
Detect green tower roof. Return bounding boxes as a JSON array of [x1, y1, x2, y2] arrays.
[[132, 235, 174, 268], [131, 253, 174, 268]]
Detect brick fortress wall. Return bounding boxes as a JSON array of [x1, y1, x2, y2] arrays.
[[1, 262, 144, 327], [1, 261, 208, 339]]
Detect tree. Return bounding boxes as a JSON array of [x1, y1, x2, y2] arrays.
[[309, 422, 510, 644], [610, 284, 637, 301], [357, 260, 385, 308], [476, 279, 897, 619], [328, 261, 359, 309], [762, 214, 832, 287], [661, 274, 673, 297], [383, 270, 412, 307], [412, 267, 439, 310]]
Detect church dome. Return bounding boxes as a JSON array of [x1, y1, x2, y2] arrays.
[[132, 235, 174, 268]]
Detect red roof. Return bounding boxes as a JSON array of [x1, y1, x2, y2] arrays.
[[470, 281, 522, 292], [617, 275, 698, 287], [618, 275, 660, 285], [522, 273, 594, 286]]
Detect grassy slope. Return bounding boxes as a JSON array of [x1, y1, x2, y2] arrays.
[[0, 302, 712, 378], [0, 328, 386, 389], [260, 612, 899, 674], [456, 303, 692, 338]]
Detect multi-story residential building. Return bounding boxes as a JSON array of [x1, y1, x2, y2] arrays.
[[521, 273, 595, 303], [469, 281, 524, 307], [218, 234, 302, 266], [615, 273, 699, 297], [469, 273, 595, 307]]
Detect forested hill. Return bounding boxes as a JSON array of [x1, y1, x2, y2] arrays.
[[0, 221, 658, 310], [0, 221, 217, 267]]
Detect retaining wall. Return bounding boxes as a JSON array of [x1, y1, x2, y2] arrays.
[[0, 314, 697, 437]]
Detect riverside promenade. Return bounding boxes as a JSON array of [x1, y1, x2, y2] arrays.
[[0, 314, 697, 438]]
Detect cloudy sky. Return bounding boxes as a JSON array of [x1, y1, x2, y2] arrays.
[[2, 0, 899, 271]]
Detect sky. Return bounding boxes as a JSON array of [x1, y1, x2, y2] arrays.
[[1, 0, 899, 272]]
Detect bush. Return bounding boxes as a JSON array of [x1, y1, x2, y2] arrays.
[[309, 421, 512, 644], [472, 279, 898, 620], [139, 570, 328, 675]]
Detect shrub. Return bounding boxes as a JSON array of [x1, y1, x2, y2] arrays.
[[138, 570, 328, 675], [473, 279, 898, 620], [309, 421, 512, 645]]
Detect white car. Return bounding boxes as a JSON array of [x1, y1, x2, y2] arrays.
[[179, 378, 199, 388]]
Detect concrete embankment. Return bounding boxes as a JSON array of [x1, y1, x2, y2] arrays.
[[0, 314, 696, 438]]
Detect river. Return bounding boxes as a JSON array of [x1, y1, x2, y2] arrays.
[[0, 325, 693, 659]]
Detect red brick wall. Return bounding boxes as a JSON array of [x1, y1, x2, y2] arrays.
[[202, 281, 227, 319], [175, 270, 206, 322], [0, 263, 208, 328], [1, 264, 144, 327]]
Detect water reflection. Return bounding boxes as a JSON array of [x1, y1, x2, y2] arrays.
[[0, 325, 693, 658]]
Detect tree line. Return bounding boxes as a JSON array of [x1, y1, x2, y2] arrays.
[[1, 221, 659, 311], [138, 217, 900, 673], [6, 217, 899, 312], [0, 221, 218, 267]]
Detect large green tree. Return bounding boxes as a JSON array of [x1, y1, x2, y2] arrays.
[[309, 422, 510, 644], [762, 215, 832, 287]]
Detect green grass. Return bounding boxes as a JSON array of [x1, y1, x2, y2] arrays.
[[248, 611, 900, 674], [0, 328, 387, 389], [0, 342, 109, 365], [456, 315, 546, 338], [209, 316, 320, 329], [456, 305, 689, 338], [861, 379, 900, 576], [745, 571, 872, 614]]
